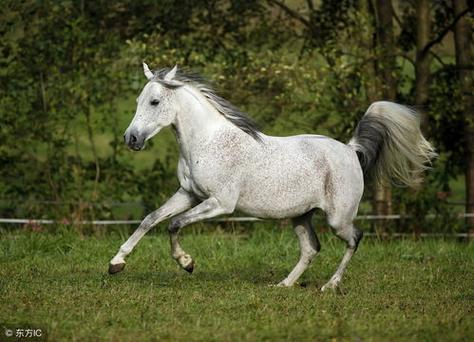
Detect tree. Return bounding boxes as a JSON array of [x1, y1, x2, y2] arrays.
[[453, 0, 474, 234], [415, 0, 432, 134], [373, 0, 397, 234]]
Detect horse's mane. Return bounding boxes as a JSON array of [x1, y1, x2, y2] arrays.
[[153, 68, 262, 141]]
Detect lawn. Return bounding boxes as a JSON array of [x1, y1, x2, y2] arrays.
[[0, 224, 473, 341]]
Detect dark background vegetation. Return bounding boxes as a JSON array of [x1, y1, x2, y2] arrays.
[[1, 0, 473, 234]]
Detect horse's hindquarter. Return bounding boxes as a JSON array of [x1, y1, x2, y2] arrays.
[[236, 134, 364, 219]]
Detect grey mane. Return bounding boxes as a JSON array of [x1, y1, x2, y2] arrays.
[[153, 68, 262, 141]]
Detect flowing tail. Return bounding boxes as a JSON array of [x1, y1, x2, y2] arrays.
[[348, 101, 437, 187]]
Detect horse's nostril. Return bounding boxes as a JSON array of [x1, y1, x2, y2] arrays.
[[130, 134, 137, 144]]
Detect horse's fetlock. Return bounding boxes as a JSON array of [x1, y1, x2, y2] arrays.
[[119, 246, 132, 255], [172, 251, 184, 260]]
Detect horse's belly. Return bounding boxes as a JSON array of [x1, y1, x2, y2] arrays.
[[236, 173, 325, 219], [236, 200, 317, 219]]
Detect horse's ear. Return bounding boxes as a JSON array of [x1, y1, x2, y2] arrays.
[[143, 62, 154, 80], [164, 65, 178, 81]]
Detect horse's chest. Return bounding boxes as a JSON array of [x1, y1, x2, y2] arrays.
[[177, 158, 210, 199]]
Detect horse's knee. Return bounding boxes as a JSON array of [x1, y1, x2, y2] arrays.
[[141, 212, 158, 229], [302, 248, 318, 265]]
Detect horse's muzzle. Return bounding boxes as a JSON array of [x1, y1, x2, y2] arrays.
[[124, 128, 145, 151]]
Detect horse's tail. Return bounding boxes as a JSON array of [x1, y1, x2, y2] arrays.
[[348, 101, 437, 187]]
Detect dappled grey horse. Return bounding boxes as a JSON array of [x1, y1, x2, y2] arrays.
[[109, 64, 436, 290]]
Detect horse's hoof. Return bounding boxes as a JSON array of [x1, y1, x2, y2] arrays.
[[183, 260, 194, 274], [108, 263, 125, 274]]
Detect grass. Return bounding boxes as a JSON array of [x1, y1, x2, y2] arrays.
[[0, 224, 473, 341]]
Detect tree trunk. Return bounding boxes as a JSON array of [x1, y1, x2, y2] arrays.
[[415, 0, 431, 135], [375, 0, 397, 100], [453, 0, 474, 237], [373, 0, 396, 236], [413, 0, 432, 238]]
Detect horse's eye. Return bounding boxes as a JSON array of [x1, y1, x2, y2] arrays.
[[150, 99, 160, 106]]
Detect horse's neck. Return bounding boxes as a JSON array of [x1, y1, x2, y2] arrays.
[[173, 87, 231, 160]]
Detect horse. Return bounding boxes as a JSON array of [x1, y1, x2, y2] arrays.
[[108, 63, 436, 291]]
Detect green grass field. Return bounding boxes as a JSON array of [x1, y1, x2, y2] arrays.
[[1, 225, 473, 341]]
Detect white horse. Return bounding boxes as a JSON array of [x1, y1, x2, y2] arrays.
[[109, 64, 436, 290]]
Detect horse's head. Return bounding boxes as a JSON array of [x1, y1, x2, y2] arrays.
[[124, 63, 181, 151]]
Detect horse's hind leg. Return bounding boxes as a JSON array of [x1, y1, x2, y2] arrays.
[[277, 210, 321, 287], [321, 215, 363, 291]]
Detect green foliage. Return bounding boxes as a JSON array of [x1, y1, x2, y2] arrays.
[[0, 0, 467, 231]]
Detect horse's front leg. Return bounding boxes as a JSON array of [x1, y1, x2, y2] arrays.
[[108, 188, 196, 274], [168, 197, 235, 273]]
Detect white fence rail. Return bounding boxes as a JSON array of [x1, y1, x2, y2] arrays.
[[1, 213, 474, 225]]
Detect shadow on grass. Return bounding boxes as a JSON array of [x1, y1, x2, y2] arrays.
[[100, 263, 329, 290]]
